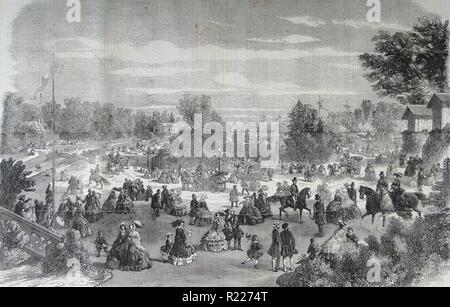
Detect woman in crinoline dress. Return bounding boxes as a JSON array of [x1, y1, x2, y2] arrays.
[[192, 195, 213, 226], [102, 190, 117, 214], [169, 220, 197, 266], [123, 221, 152, 271], [170, 190, 188, 217], [71, 206, 93, 238], [106, 223, 128, 270], [200, 212, 228, 252]]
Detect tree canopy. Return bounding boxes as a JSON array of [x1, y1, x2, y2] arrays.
[[360, 17, 449, 105]]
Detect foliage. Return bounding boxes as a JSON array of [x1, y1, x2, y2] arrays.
[[423, 124, 450, 164], [0, 158, 35, 210], [177, 94, 222, 126], [360, 17, 449, 105], [372, 102, 405, 136], [0, 220, 32, 269], [277, 217, 449, 287], [401, 131, 428, 155], [286, 100, 336, 163], [42, 230, 93, 276], [1, 92, 24, 153]]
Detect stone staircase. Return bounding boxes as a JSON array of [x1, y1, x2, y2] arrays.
[[0, 207, 63, 258]]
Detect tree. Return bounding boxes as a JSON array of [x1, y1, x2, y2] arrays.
[[360, 17, 449, 105], [442, 158, 450, 206], [361, 100, 374, 120], [372, 101, 404, 136], [286, 100, 335, 163], [0, 158, 35, 210], [177, 94, 223, 126], [1, 92, 24, 153]]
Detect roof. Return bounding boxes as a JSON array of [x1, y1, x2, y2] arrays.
[[427, 93, 450, 108], [401, 105, 432, 120]]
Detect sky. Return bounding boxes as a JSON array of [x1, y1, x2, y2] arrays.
[[1, 0, 450, 121]]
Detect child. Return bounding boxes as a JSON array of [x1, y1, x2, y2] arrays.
[[306, 238, 320, 261], [241, 234, 263, 269], [94, 231, 109, 257], [160, 233, 173, 263]]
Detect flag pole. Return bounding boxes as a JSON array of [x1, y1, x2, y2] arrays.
[[51, 71, 56, 213]]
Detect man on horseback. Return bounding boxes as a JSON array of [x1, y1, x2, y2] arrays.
[[289, 178, 299, 210], [376, 172, 389, 195]]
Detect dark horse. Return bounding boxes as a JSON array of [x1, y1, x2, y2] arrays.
[[267, 187, 312, 223], [359, 186, 424, 227]]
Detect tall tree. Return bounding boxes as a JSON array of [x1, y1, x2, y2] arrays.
[[286, 100, 335, 163], [0, 158, 35, 210], [177, 94, 223, 126], [360, 17, 449, 105]]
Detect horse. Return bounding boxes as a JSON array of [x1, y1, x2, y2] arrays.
[[359, 186, 424, 227], [267, 187, 312, 223], [89, 171, 110, 190], [181, 173, 196, 191]]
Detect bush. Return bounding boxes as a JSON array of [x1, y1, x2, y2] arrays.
[[42, 230, 93, 276], [277, 216, 449, 287]]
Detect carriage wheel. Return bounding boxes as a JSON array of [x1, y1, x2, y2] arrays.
[[209, 177, 226, 193]]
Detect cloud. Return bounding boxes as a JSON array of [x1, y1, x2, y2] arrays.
[[110, 66, 204, 77], [247, 34, 320, 44], [207, 20, 233, 28], [54, 38, 314, 63], [280, 16, 326, 27], [125, 87, 238, 95], [313, 47, 360, 57], [331, 20, 410, 32], [328, 63, 362, 70], [214, 72, 362, 96]]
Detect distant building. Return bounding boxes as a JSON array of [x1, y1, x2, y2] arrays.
[[427, 93, 450, 130], [401, 105, 432, 132], [152, 122, 175, 135]]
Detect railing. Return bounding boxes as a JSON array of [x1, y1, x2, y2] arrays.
[[0, 207, 63, 258]]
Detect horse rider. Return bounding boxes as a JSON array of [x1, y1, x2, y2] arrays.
[[391, 173, 406, 210], [289, 178, 299, 206], [376, 171, 389, 196]]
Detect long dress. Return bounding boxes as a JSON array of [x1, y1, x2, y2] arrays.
[[106, 231, 127, 270], [193, 201, 213, 226], [280, 229, 296, 257], [255, 193, 272, 217], [123, 231, 152, 271], [200, 217, 228, 252], [267, 229, 281, 258], [71, 209, 93, 238], [169, 227, 197, 266], [239, 201, 263, 225], [102, 192, 117, 213]]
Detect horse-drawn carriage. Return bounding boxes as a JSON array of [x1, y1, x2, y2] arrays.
[[181, 170, 228, 193]]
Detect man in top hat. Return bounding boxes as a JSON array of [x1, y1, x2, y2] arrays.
[[376, 171, 389, 195], [312, 194, 326, 237]]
